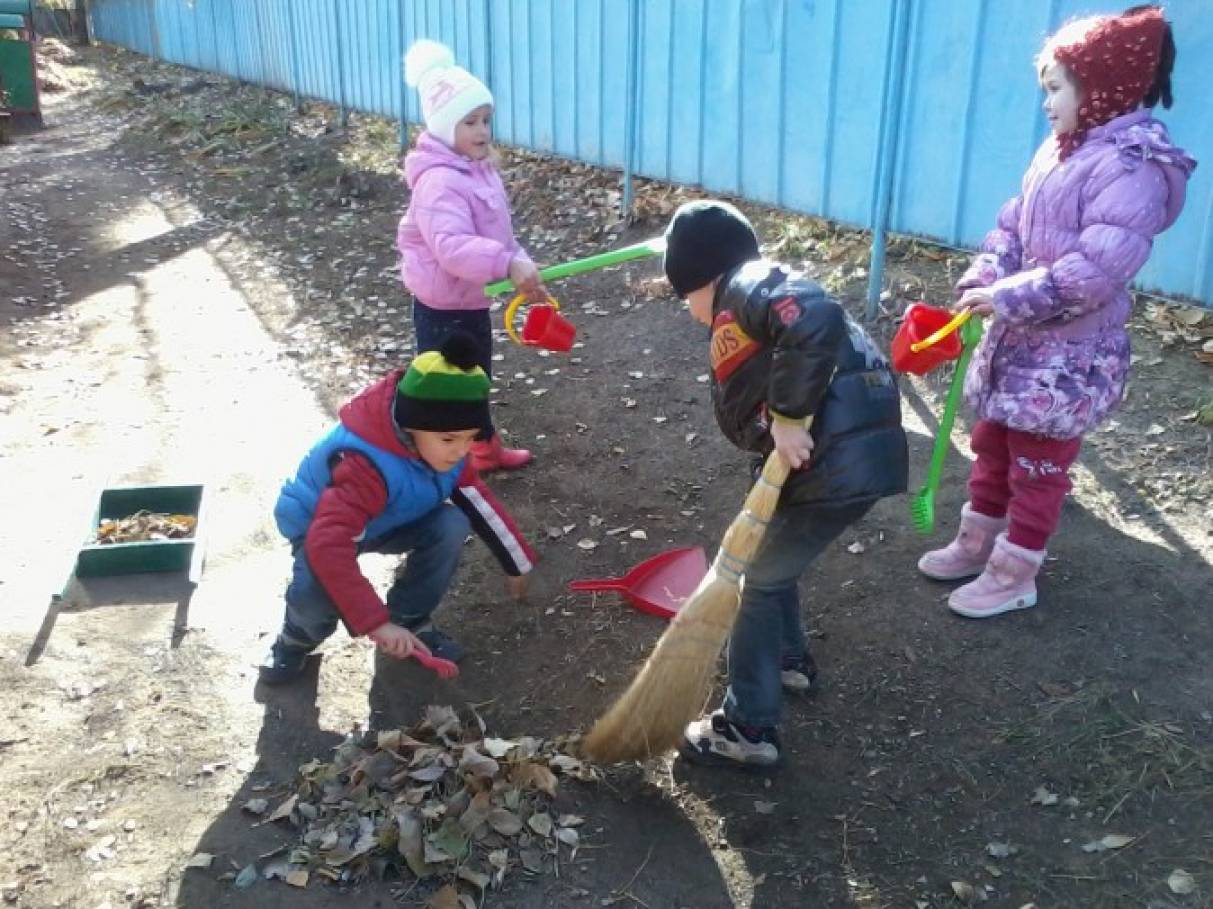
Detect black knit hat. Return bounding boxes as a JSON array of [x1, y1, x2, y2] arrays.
[[662, 200, 761, 297], [392, 331, 491, 432]]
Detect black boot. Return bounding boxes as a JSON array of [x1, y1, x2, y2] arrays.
[[258, 637, 316, 685], [410, 624, 466, 663]]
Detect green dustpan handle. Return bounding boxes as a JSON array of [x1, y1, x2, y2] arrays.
[[923, 316, 984, 493], [484, 236, 666, 296]]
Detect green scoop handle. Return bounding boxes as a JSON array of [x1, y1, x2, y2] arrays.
[[484, 236, 666, 296]]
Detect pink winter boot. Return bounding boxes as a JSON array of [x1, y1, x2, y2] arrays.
[[470, 435, 533, 473], [948, 532, 1045, 619], [917, 504, 1008, 581]]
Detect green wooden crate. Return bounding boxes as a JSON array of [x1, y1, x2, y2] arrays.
[[75, 484, 208, 580], [0, 3, 38, 118]]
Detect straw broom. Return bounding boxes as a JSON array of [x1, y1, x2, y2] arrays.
[[582, 418, 810, 763]]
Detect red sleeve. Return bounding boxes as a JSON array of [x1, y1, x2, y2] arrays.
[[450, 463, 537, 576], [304, 453, 391, 636]]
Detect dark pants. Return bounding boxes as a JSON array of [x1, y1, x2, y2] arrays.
[[412, 300, 495, 439], [722, 500, 872, 729], [967, 419, 1082, 550], [279, 505, 470, 647]]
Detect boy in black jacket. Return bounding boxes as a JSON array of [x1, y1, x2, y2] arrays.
[[663, 200, 908, 768]]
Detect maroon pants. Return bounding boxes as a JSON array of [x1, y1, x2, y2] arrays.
[[967, 419, 1082, 551]]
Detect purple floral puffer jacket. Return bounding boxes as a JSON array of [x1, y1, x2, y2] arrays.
[[958, 109, 1196, 439]]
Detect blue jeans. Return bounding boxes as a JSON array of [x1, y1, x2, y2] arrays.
[[279, 504, 470, 647], [722, 500, 872, 728], [412, 300, 495, 438]]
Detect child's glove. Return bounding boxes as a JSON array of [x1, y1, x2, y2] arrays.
[[505, 573, 530, 602], [368, 622, 429, 660]]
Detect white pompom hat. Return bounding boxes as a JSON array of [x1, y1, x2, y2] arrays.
[[404, 39, 494, 147]]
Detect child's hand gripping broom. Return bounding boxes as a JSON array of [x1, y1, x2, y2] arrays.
[[581, 419, 811, 763]]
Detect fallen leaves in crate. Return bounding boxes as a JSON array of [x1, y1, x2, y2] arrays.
[[93, 511, 197, 544], [241, 705, 595, 895]]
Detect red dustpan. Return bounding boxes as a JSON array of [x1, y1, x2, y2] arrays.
[[568, 547, 708, 620]]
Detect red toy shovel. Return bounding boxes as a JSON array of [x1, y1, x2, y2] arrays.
[[412, 650, 459, 679], [568, 547, 709, 620]]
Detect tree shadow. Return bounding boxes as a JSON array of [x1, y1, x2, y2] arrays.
[[173, 661, 345, 908], [0, 90, 228, 325]]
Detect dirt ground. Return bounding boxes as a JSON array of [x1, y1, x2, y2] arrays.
[[2, 45, 1211, 909]]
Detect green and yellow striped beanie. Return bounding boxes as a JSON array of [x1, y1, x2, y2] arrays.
[[392, 332, 491, 431]]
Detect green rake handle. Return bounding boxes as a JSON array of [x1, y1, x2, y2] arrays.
[[913, 315, 983, 532], [484, 236, 666, 296]]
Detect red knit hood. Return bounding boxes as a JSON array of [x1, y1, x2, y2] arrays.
[[1053, 6, 1167, 160], [338, 371, 417, 459]]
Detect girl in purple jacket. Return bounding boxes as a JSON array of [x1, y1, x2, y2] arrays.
[[919, 5, 1196, 619], [397, 40, 547, 473]]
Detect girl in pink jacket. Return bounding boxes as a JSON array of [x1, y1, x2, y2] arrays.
[[397, 40, 546, 472], [919, 5, 1194, 619]]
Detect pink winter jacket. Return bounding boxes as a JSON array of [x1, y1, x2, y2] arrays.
[[397, 133, 532, 311]]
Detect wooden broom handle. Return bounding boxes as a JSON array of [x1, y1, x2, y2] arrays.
[[711, 417, 814, 585], [749, 415, 814, 513]]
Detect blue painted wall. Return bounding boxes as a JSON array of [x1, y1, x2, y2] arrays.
[[87, 0, 1213, 306]]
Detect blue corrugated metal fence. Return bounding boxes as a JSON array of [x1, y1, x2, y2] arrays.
[[87, 0, 1213, 307]]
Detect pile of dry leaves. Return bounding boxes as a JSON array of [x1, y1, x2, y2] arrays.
[[235, 706, 596, 903], [93, 511, 197, 544], [1142, 300, 1213, 366]]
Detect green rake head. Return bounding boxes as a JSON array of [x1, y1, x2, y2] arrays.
[[910, 484, 937, 535]]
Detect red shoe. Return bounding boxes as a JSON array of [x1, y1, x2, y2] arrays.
[[470, 435, 533, 473]]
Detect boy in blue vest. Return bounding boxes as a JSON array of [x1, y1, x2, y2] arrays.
[[260, 332, 535, 684], [662, 200, 908, 768]]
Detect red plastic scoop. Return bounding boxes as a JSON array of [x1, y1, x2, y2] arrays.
[[412, 650, 459, 679], [891, 302, 965, 375], [568, 547, 709, 620], [521, 304, 577, 351]]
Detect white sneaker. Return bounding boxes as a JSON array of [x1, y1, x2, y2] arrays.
[[781, 668, 812, 692], [680, 710, 781, 768], [780, 654, 817, 693]]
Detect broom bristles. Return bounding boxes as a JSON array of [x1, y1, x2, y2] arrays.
[[582, 437, 803, 763]]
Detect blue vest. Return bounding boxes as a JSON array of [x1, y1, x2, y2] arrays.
[[274, 423, 463, 544]]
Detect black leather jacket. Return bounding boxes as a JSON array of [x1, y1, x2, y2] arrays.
[[709, 260, 908, 508]]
